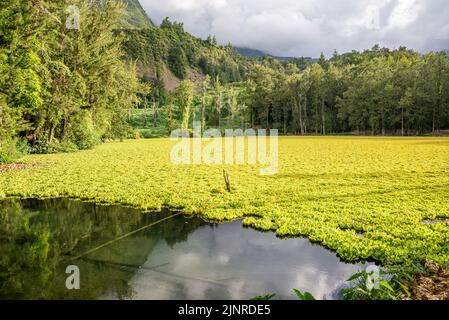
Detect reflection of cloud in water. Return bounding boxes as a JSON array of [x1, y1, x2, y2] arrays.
[[128, 221, 368, 300]]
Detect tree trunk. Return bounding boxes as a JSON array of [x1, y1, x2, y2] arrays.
[[432, 105, 435, 135], [48, 124, 55, 145], [304, 99, 308, 135], [401, 105, 404, 137], [153, 99, 157, 127], [201, 102, 206, 133], [266, 105, 270, 129], [143, 97, 148, 127], [62, 114, 68, 140], [251, 107, 254, 128], [321, 99, 325, 135], [298, 94, 304, 135], [283, 104, 289, 135]]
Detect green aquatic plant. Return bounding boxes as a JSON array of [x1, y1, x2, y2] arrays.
[[1, 137, 449, 265], [250, 294, 276, 301], [251, 290, 316, 301], [340, 260, 428, 300]]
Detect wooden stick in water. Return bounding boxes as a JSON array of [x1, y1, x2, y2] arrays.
[[223, 170, 231, 192]]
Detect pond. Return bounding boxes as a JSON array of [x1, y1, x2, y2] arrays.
[[0, 198, 370, 300]]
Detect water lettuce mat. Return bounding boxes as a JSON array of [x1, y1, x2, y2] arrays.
[[1, 137, 449, 265]]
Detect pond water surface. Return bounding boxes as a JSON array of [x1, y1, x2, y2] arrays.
[[0, 198, 369, 300]]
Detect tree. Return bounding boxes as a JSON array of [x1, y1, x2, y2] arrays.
[[0, 0, 44, 160], [49, 0, 147, 147], [305, 64, 326, 134], [226, 87, 239, 127], [1, 0, 148, 159], [200, 75, 211, 131], [318, 52, 329, 71], [165, 93, 175, 135], [213, 77, 224, 128], [168, 46, 188, 79], [246, 64, 275, 128], [148, 79, 167, 127], [176, 80, 194, 131]]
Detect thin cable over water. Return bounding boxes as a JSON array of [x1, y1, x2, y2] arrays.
[[70, 212, 183, 261]]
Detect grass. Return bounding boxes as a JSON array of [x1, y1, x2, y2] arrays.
[[1, 137, 449, 265]]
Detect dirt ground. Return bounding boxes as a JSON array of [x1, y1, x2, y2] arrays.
[[412, 261, 449, 300], [0, 163, 42, 173]]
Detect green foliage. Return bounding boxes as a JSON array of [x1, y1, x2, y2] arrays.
[[0, 0, 44, 161], [119, 18, 246, 84], [0, 0, 148, 160], [340, 261, 427, 300], [2, 137, 449, 265], [240, 46, 449, 136], [15, 139, 31, 156], [341, 270, 397, 300], [119, 0, 154, 29], [293, 289, 316, 300], [168, 46, 188, 79], [0, 140, 16, 164], [251, 294, 276, 301], [251, 290, 315, 300], [176, 80, 194, 130]]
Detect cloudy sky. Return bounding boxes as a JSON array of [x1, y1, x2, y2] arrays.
[[139, 0, 449, 57]]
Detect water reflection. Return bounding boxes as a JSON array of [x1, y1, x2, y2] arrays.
[[0, 198, 368, 300], [126, 223, 369, 300], [0, 198, 204, 300]]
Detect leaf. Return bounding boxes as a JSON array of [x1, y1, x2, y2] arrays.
[[293, 289, 316, 300], [251, 294, 276, 301], [347, 271, 365, 282], [380, 280, 394, 292]]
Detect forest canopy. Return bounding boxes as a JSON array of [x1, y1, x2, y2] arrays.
[[135, 44, 449, 139], [0, 0, 148, 163], [242, 47, 449, 136]]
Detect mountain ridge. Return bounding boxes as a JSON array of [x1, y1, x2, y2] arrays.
[[120, 0, 154, 29], [235, 46, 317, 62]]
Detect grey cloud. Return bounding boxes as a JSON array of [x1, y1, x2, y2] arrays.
[[140, 0, 449, 57]]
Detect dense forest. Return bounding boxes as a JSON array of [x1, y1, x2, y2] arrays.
[[137, 45, 449, 138], [243, 47, 449, 136], [1, 0, 449, 164], [0, 0, 147, 163]]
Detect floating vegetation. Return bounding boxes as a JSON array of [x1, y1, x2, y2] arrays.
[[1, 137, 449, 265]]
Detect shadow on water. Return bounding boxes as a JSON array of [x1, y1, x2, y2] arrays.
[[0, 198, 369, 300]]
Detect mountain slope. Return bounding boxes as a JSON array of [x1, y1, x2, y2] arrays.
[[234, 47, 268, 58], [119, 19, 248, 90], [120, 0, 154, 28]]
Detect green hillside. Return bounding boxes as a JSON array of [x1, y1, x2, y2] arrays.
[[119, 18, 248, 89], [120, 0, 154, 28]]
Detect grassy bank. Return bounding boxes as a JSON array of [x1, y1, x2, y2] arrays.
[[1, 137, 449, 265]]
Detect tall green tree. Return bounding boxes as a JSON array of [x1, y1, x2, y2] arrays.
[[0, 0, 45, 161], [176, 80, 194, 130], [200, 75, 211, 131]]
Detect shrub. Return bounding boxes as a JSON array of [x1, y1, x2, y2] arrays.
[[57, 141, 79, 153], [15, 139, 31, 156], [0, 139, 21, 164], [30, 140, 58, 155]]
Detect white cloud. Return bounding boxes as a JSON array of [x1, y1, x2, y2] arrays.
[[388, 0, 421, 28], [140, 0, 449, 57]]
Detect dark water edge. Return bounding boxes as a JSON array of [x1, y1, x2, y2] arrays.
[[0, 198, 370, 300]]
